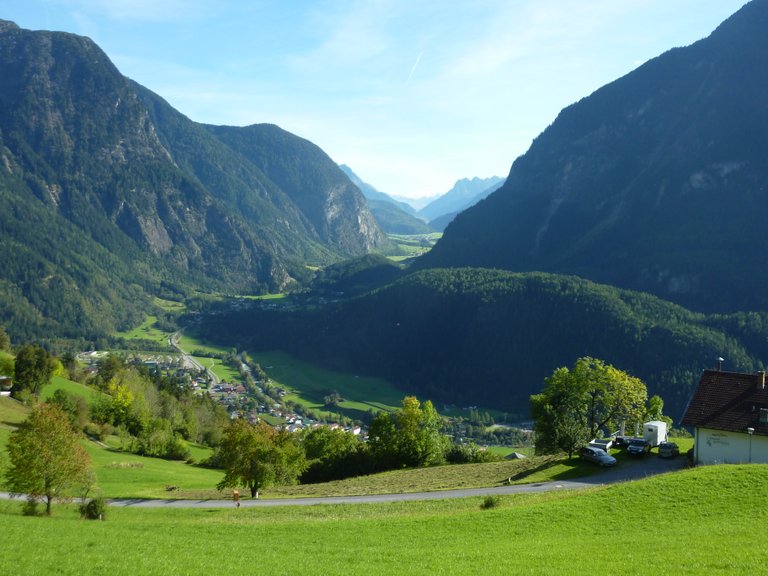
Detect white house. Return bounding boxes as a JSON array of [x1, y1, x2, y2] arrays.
[[682, 369, 768, 465]]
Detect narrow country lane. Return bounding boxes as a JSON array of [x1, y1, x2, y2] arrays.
[[0, 452, 687, 508]]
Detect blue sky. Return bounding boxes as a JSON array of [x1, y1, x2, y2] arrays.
[[3, 1, 750, 199]]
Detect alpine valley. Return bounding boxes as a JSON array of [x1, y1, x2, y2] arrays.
[[2, 1, 768, 421]]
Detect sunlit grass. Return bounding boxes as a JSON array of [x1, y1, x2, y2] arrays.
[[113, 315, 172, 345], [3, 466, 767, 575], [250, 350, 404, 420]]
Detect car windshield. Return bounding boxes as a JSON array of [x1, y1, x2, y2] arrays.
[[629, 439, 646, 446]]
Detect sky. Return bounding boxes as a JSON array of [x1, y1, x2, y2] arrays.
[[2, 0, 751, 200]]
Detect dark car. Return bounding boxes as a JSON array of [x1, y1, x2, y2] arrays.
[[613, 436, 631, 449], [658, 441, 680, 458], [627, 438, 651, 457], [579, 446, 617, 467]]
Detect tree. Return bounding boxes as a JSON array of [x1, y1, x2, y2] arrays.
[[531, 367, 590, 458], [369, 396, 447, 469], [215, 420, 305, 498], [12, 344, 55, 397], [531, 357, 647, 457], [47, 389, 89, 431], [0, 326, 10, 351], [5, 403, 92, 515]]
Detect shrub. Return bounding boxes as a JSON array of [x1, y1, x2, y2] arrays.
[[79, 497, 107, 520], [480, 495, 502, 510], [22, 498, 41, 516], [445, 442, 503, 464]]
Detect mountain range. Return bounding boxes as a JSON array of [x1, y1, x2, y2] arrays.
[[417, 176, 505, 227], [338, 165, 432, 235], [0, 20, 386, 342], [421, 0, 768, 313]]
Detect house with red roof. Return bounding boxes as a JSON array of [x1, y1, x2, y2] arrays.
[[681, 369, 768, 465]]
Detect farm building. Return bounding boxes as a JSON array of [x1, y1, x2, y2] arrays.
[[682, 369, 768, 465]]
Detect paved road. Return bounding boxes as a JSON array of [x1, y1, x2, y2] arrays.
[[170, 331, 219, 385], [0, 454, 687, 509]]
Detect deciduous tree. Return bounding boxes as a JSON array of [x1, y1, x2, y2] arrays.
[[5, 403, 92, 515], [369, 396, 447, 469], [531, 357, 648, 457], [12, 344, 55, 397], [215, 420, 305, 498]]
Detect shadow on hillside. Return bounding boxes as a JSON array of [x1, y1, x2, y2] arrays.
[[501, 455, 595, 484], [502, 456, 560, 483]]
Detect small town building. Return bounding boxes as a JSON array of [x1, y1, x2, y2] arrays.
[[0, 375, 12, 396], [682, 369, 768, 465]]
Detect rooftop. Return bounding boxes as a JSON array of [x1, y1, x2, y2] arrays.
[[681, 370, 768, 436]]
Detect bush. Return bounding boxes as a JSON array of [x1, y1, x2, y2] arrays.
[[79, 497, 107, 520], [445, 442, 504, 464], [480, 495, 502, 510], [84, 422, 113, 442], [22, 498, 41, 516]]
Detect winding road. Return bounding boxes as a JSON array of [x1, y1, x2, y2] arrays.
[[0, 454, 686, 508]]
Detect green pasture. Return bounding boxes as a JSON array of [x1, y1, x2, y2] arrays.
[[3, 465, 768, 575], [177, 334, 230, 357], [113, 315, 172, 345], [250, 350, 405, 420], [152, 297, 186, 312], [84, 440, 223, 499], [41, 376, 102, 403], [0, 396, 29, 428], [386, 232, 442, 260]]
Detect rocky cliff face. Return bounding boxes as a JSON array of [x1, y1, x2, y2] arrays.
[[0, 20, 385, 340]]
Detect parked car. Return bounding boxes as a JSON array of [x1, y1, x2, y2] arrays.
[[658, 441, 680, 458], [627, 438, 651, 457], [579, 446, 617, 467], [613, 436, 631, 449]]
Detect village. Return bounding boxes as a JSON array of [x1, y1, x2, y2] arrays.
[[76, 348, 367, 439]]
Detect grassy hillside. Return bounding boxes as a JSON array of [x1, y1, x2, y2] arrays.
[[2, 465, 766, 575], [1, 382, 221, 499]]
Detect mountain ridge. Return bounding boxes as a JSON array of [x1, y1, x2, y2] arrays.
[[419, 0, 768, 313], [0, 20, 385, 342]]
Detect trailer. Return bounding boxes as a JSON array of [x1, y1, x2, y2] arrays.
[[642, 421, 668, 447]]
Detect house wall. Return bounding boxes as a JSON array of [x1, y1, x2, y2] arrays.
[[694, 427, 768, 465]]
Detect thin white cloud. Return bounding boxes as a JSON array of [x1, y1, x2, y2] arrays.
[[405, 51, 422, 85]]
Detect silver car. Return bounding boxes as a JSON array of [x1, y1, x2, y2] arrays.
[[579, 446, 617, 467], [658, 442, 680, 458]]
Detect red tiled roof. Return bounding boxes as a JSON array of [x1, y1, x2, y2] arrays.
[[681, 370, 768, 435]]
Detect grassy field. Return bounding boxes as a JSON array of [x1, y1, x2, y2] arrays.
[[387, 232, 442, 261], [2, 465, 767, 575], [113, 315, 171, 346], [41, 376, 102, 403], [250, 350, 404, 420], [84, 441, 223, 499]]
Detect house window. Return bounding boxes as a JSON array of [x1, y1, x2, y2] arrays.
[[760, 408, 768, 424]]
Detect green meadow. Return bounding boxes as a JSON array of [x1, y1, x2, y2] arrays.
[[250, 350, 404, 419], [2, 465, 767, 575], [41, 376, 103, 403], [113, 315, 172, 347]]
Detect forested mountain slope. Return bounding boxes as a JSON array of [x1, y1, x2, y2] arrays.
[[0, 20, 385, 343], [195, 268, 768, 419], [420, 0, 768, 313]]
